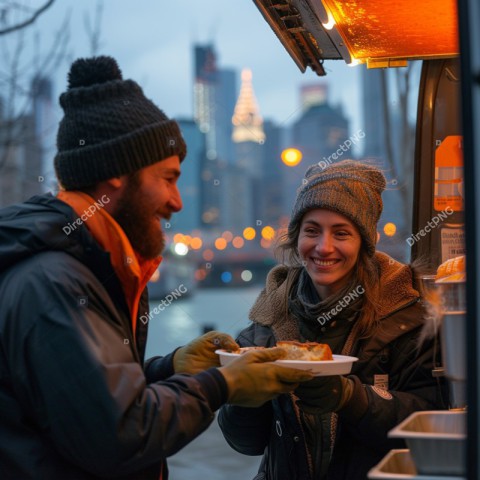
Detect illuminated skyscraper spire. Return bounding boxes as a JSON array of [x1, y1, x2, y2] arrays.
[[232, 69, 265, 144]]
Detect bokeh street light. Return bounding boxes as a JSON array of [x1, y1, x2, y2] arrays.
[[281, 148, 303, 167]]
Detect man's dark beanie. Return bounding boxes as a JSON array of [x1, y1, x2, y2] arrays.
[[54, 55, 187, 190]]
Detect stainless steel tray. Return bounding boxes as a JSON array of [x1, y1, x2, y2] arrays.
[[388, 411, 466, 476], [368, 449, 465, 479]]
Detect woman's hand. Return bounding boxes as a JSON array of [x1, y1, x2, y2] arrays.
[[294, 375, 354, 414]]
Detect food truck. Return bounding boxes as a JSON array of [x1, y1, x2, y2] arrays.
[[250, 0, 480, 477]]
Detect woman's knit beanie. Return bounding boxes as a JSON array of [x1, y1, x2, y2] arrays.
[[288, 160, 386, 256]]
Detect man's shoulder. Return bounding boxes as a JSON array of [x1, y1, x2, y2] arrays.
[[5, 250, 85, 276], [0, 250, 96, 300]]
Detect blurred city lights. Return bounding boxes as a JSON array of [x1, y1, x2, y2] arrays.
[[173, 233, 184, 243], [232, 236, 245, 248], [243, 227, 256, 240], [261, 225, 275, 240], [222, 230, 234, 242], [260, 238, 272, 249], [195, 269, 207, 281], [203, 249, 214, 261], [383, 222, 397, 237], [174, 242, 188, 256], [221, 271, 232, 283], [215, 238, 228, 250], [149, 269, 160, 282], [190, 237, 203, 250], [241, 270, 253, 282], [281, 148, 303, 167]]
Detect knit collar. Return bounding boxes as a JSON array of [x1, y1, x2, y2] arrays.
[[57, 191, 161, 338], [289, 268, 362, 329], [249, 252, 419, 340]]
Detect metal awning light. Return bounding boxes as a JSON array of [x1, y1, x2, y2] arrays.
[[253, 0, 460, 75]]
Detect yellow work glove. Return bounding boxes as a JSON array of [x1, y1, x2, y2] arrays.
[[219, 348, 315, 407], [173, 331, 238, 374]]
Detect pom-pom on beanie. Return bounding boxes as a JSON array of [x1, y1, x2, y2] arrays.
[[54, 56, 186, 190], [288, 160, 386, 256]]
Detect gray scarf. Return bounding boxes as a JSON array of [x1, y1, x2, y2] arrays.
[[288, 268, 363, 332]]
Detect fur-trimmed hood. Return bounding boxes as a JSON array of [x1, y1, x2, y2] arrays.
[[249, 251, 419, 340]]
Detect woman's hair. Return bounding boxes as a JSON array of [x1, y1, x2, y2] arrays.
[[275, 219, 382, 338]]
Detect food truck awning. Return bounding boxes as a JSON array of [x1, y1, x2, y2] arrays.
[[253, 0, 459, 74]]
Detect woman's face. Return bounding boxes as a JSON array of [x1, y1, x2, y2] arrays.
[[297, 209, 362, 299]]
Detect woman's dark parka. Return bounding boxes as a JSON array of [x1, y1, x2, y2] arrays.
[[218, 257, 447, 480]]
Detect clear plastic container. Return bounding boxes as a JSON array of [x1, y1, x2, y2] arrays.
[[436, 280, 466, 312]]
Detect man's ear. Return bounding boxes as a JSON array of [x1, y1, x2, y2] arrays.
[[104, 177, 124, 189]]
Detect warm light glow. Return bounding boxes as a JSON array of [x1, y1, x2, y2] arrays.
[[183, 235, 192, 246], [347, 58, 361, 67], [261, 226, 275, 240], [383, 223, 397, 237], [195, 269, 207, 281], [232, 236, 245, 248], [215, 238, 227, 250], [174, 243, 188, 256], [221, 231, 233, 242], [321, 0, 459, 61], [149, 269, 160, 283], [260, 238, 272, 249], [241, 69, 252, 82], [190, 237, 203, 250], [322, 10, 336, 30], [281, 148, 303, 167], [203, 249, 214, 261], [173, 233, 184, 243], [243, 227, 256, 240]]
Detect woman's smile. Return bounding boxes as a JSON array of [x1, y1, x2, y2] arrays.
[[298, 209, 362, 298]]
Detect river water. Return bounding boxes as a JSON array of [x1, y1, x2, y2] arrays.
[[146, 287, 264, 480]]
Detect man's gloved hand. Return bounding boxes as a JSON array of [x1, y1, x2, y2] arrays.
[[294, 375, 354, 415], [219, 348, 314, 407], [173, 331, 238, 374]]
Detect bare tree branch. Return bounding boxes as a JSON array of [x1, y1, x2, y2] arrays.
[[0, 0, 55, 35], [0, 6, 70, 178], [83, 0, 104, 56]]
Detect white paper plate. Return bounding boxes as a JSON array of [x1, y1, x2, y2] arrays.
[[215, 348, 358, 376]]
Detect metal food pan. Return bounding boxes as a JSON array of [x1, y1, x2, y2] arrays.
[[368, 449, 464, 479], [388, 411, 466, 476]]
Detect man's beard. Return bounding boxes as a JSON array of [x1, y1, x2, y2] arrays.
[[112, 172, 166, 260]]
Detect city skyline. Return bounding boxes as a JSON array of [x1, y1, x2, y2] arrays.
[[0, 1, 418, 267], [2, 0, 362, 136]]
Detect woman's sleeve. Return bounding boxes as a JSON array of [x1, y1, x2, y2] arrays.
[[218, 402, 273, 455], [338, 327, 448, 448]]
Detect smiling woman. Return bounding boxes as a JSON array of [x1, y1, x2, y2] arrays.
[[297, 210, 362, 298], [218, 159, 447, 480]]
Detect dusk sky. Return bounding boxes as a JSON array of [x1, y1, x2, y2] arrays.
[[10, 0, 362, 135]]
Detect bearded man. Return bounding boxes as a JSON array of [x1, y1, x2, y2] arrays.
[[0, 56, 312, 480]]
